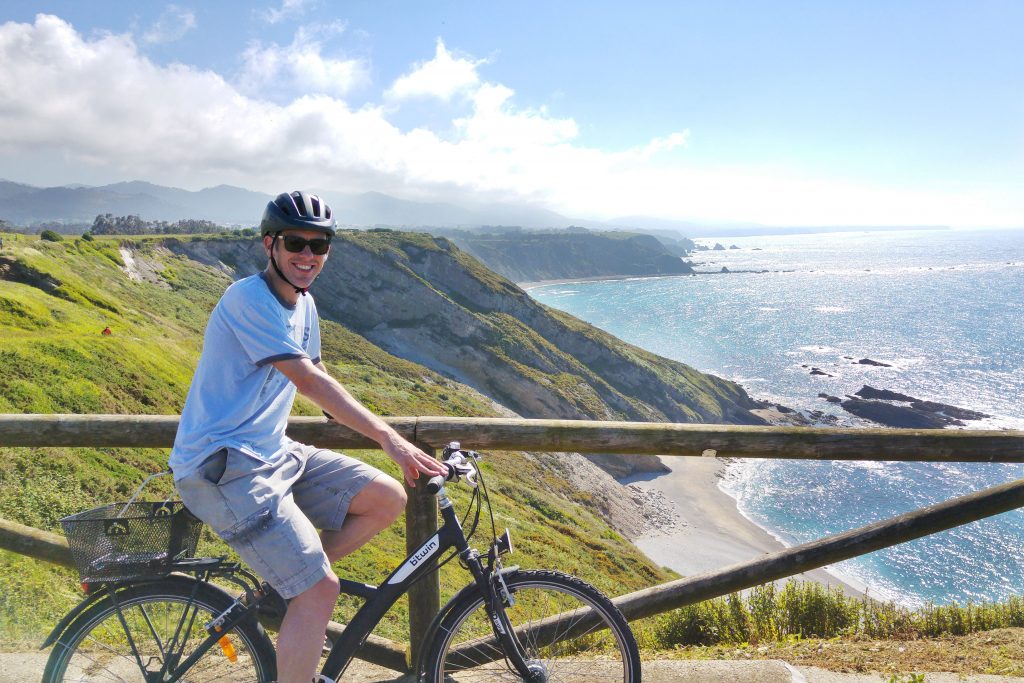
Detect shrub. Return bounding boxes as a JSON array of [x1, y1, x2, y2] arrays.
[[40, 230, 63, 242], [81, 232, 94, 241], [648, 580, 1024, 650]]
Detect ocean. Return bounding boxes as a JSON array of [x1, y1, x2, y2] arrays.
[[529, 228, 1024, 607]]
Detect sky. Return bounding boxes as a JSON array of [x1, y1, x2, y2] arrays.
[[1, 1, 1022, 227]]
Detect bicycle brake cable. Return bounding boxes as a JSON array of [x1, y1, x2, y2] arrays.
[[476, 461, 499, 544], [408, 467, 483, 586]]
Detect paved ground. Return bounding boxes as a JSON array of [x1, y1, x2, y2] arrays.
[[7, 653, 1024, 682]]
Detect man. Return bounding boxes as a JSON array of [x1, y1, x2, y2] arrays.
[[170, 191, 446, 683]]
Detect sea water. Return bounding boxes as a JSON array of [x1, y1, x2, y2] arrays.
[[529, 228, 1024, 606]]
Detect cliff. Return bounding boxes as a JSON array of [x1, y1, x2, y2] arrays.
[[433, 229, 695, 282], [167, 231, 765, 474]]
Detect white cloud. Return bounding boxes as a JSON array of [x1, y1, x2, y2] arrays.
[[387, 38, 483, 102], [142, 5, 196, 45], [261, 0, 314, 24], [0, 15, 1019, 228], [238, 23, 367, 99]]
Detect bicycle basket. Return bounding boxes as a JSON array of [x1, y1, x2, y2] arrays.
[[60, 501, 201, 582]]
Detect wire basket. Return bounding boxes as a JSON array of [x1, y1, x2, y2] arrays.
[[60, 501, 202, 583]]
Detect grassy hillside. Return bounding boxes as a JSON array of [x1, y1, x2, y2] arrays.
[[0, 232, 671, 646]]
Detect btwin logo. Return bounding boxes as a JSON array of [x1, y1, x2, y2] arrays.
[[409, 538, 438, 567], [387, 533, 441, 585]]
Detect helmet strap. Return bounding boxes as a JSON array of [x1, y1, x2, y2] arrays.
[[270, 234, 308, 296]]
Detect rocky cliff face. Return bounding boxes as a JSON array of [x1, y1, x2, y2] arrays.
[[168, 232, 765, 475], [441, 231, 694, 282]]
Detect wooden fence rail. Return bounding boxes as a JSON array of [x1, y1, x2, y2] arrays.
[[3, 414, 1024, 672], [1, 414, 1022, 460]]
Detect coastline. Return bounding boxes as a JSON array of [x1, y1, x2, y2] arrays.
[[623, 455, 869, 599], [518, 274, 668, 290], [518, 269, 773, 291]]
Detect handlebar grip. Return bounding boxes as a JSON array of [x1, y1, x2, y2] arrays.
[[422, 462, 455, 495], [424, 474, 446, 495]]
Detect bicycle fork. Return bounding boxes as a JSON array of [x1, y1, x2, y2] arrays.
[[483, 571, 546, 683]]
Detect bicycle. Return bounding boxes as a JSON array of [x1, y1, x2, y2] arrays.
[[42, 442, 641, 682]]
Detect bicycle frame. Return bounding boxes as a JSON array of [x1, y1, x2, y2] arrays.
[[320, 488, 477, 680]]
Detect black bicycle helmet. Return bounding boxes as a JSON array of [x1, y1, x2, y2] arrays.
[[260, 191, 336, 237]]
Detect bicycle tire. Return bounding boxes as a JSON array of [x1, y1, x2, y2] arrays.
[[422, 569, 640, 682], [42, 578, 277, 683]]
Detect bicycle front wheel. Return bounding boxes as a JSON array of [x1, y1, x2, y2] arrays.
[[423, 569, 640, 682], [43, 578, 277, 683]]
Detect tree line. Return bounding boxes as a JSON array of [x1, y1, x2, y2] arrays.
[[90, 214, 256, 236]]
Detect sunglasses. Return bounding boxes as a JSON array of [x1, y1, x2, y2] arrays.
[[279, 235, 331, 255]]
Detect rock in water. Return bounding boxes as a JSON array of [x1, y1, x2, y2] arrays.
[[856, 358, 892, 367], [855, 385, 918, 402], [910, 401, 991, 421], [840, 398, 963, 428]]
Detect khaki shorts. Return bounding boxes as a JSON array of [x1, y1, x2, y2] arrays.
[[175, 443, 383, 598]]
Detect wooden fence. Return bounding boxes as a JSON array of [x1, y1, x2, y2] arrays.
[[2, 414, 1024, 672]]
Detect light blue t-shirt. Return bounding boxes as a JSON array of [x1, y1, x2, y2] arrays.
[[169, 272, 321, 480]]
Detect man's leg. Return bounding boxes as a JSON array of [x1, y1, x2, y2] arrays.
[[320, 476, 407, 562], [276, 574, 340, 683]]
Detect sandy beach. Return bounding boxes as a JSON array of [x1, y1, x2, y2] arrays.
[[624, 455, 868, 598]]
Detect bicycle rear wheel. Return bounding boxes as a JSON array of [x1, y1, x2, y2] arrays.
[[43, 578, 276, 683], [423, 569, 640, 682]]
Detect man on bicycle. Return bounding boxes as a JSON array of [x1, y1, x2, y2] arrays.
[[169, 190, 446, 683]]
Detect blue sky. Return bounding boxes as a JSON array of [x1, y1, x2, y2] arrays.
[[1, 0, 1021, 227]]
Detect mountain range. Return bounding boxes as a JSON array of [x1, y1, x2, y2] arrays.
[[0, 178, 943, 237], [0, 179, 621, 232]]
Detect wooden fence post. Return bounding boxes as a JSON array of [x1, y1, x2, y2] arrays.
[[404, 445, 440, 671]]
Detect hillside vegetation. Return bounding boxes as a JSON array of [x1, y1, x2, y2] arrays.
[[0, 231, 672, 646]]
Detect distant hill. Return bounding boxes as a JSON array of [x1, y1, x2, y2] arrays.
[[0, 180, 576, 229], [0, 180, 270, 226], [436, 228, 696, 282], [325, 190, 574, 229]]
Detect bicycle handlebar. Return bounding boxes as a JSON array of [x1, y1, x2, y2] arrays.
[[423, 442, 479, 495]]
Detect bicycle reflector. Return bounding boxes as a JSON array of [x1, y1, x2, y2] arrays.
[[496, 528, 513, 556], [218, 636, 238, 663]]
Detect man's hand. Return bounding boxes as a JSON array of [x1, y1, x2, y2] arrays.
[[382, 433, 449, 487]]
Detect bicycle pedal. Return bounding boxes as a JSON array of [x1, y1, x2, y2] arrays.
[[255, 585, 289, 620]]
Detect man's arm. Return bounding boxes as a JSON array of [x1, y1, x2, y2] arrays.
[[272, 357, 447, 486]]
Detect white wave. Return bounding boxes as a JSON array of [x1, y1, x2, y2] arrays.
[[797, 345, 838, 353], [835, 459, 888, 472]]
